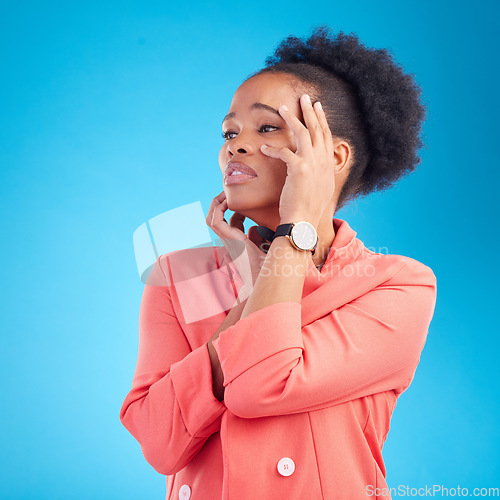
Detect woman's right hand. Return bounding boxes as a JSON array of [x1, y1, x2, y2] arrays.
[[206, 191, 269, 301]]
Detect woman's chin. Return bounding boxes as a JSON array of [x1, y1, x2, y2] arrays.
[[226, 202, 250, 216], [224, 191, 278, 220], [225, 200, 259, 219], [225, 192, 258, 210]]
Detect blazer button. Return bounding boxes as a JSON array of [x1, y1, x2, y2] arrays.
[[179, 484, 191, 499], [277, 457, 295, 477]]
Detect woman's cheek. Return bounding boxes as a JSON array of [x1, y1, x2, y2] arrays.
[[218, 146, 227, 166]]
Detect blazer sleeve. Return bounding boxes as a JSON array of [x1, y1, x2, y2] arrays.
[[212, 261, 437, 419], [119, 256, 226, 475]]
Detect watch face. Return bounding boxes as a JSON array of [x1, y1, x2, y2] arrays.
[[291, 222, 317, 250]]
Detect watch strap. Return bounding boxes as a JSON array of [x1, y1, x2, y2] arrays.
[[256, 225, 276, 243], [273, 223, 294, 240]]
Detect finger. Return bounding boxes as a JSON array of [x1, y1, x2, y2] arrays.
[[260, 144, 302, 167], [278, 104, 313, 156], [205, 190, 227, 225], [300, 94, 323, 149], [212, 198, 228, 227], [260, 144, 308, 175], [314, 101, 334, 156], [208, 196, 247, 245]]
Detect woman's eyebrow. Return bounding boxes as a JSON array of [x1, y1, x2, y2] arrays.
[[222, 102, 281, 126]]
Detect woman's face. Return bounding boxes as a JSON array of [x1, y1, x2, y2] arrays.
[[218, 72, 310, 227]]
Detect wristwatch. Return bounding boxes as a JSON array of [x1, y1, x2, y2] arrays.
[[273, 221, 318, 255]]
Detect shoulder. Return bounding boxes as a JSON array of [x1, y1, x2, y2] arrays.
[[155, 245, 227, 285], [358, 244, 437, 288]]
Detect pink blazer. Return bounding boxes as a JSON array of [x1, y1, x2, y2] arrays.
[[119, 218, 437, 500]]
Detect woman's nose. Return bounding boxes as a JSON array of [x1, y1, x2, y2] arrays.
[[228, 132, 255, 156]]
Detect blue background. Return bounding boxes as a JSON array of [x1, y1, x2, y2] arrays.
[[1, 1, 498, 498]]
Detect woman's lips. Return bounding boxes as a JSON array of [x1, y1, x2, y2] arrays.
[[224, 173, 258, 185], [224, 161, 258, 185]]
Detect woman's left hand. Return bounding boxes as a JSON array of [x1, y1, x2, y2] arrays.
[[260, 94, 336, 227]]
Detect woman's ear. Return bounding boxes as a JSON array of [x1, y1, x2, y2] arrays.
[[332, 140, 351, 174]]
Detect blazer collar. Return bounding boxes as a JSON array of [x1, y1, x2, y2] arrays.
[[302, 218, 363, 280], [323, 218, 362, 263]]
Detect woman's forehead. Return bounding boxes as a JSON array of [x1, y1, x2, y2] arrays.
[[238, 72, 301, 94], [231, 72, 305, 106], [224, 74, 307, 125]]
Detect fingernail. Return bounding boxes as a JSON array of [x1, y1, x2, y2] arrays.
[[280, 105, 288, 112], [304, 94, 311, 103], [316, 101, 322, 110]]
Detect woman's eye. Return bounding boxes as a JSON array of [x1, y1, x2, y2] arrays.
[[259, 124, 278, 133], [221, 131, 237, 140], [221, 125, 278, 141]]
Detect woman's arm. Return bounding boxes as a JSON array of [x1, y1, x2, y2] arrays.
[[212, 258, 437, 418], [119, 256, 227, 475], [241, 233, 311, 316], [207, 297, 248, 402], [207, 234, 312, 402]]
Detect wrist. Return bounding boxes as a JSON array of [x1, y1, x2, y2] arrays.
[[268, 235, 314, 264], [279, 216, 320, 228]]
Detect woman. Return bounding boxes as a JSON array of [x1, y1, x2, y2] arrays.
[[120, 25, 437, 500]]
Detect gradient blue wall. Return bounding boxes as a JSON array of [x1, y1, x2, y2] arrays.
[[1, 1, 498, 498]]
